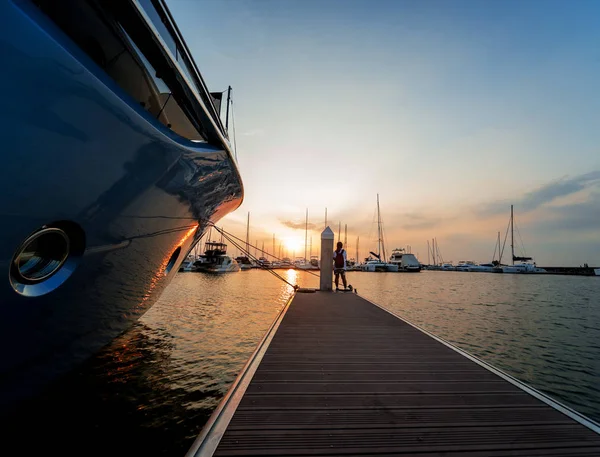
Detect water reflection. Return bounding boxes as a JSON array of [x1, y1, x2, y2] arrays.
[[3, 270, 598, 456]]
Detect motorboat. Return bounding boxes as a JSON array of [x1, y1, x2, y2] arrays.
[[361, 257, 400, 272], [0, 0, 243, 411], [195, 242, 240, 273], [502, 263, 546, 274], [257, 257, 271, 268], [235, 256, 253, 270], [179, 253, 198, 272], [389, 249, 421, 272], [468, 263, 495, 272]]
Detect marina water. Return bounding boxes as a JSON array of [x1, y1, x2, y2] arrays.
[[6, 270, 599, 456]]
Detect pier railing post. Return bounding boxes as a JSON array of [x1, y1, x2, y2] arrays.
[[320, 227, 334, 291]]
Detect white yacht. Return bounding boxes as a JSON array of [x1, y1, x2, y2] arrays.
[[235, 256, 253, 270], [361, 258, 399, 272], [194, 242, 240, 273], [178, 254, 197, 272], [389, 249, 421, 272], [468, 263, 495, 272], [257, 257, 271, 268], [455, 261, 475, 272], [502, 263, 546, 274]]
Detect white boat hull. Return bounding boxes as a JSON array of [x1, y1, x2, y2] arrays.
[[204, 262, 240, 273], [502, 263, 546, 274], [362, 262, 398, 272]]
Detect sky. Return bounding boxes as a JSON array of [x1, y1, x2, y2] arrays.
[[169, 0, 600, 266]]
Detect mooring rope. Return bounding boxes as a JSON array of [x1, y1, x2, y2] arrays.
[[210, 225, 300, 290]]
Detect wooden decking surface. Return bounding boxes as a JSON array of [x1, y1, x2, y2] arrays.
[[202, 292, 600, 456]]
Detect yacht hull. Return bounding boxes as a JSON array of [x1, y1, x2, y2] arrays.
[[0, 1, 242, 412]]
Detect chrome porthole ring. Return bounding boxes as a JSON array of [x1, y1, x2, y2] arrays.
[[10, 222, 86, 297]]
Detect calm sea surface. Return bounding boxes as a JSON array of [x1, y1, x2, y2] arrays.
[[7, 270, 600, 456]]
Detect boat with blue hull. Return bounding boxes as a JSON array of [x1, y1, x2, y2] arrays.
[[0, 0, 243, 412]]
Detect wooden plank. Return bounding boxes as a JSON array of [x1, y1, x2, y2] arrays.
[[190, 291, 600, 456]]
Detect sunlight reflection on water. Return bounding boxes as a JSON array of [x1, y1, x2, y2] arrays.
[[11, 269, 599, 456]]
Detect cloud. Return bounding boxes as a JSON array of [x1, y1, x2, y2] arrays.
[[280, 219, 318, 230], [400, 213, 442, 230], [544, 195, 600, 232], [479, 170, 600, 216]]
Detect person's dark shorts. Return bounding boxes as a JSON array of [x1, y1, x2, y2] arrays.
[[334, 268, 346, 276]]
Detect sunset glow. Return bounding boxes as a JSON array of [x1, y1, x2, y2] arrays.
[[171, 0, 600, 266]]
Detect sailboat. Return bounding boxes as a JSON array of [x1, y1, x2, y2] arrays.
[[297, 209, 314, 270], [501, 205, 546, 274], [361, 195, 399, 272], [235, 212, 253, 270]]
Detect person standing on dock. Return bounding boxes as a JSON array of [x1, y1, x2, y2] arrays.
[[333, 241, 348, 290]]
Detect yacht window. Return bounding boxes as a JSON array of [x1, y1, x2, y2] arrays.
[[137, 0, 211, 107], [136, 0, 178, 56], [33, 0, 206, 141], [121, 30, 204, 140]]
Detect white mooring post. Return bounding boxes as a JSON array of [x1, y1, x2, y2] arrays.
[[320, 226, 334, 291]]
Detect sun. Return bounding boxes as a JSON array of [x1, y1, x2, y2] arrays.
[[283, 237, 302, 255]]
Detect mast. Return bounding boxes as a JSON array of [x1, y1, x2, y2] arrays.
[[511, 204, 514, 265], [246, 212, 250, 256], [377, 194, 381, 259], [324, 208, 327, 229], [427, 240, 430, 266], [304, 208, 308, 262], [262, 241, 265, 257], [382, 203, 387, 262], [272, 233, 275, 258], [225, 86, 232, 131], [356, 236, 359, 263], [497, 231, 501, 264], [344, 224, 347, 247]]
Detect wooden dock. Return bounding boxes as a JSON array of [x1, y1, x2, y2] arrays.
[[187, 291, 600, 457]]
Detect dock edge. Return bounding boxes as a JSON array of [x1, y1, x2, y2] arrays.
[[184, 292, 297, 457], [360, 294, 600, 435]]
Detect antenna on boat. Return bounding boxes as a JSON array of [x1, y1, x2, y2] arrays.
[[225, 85, 232, 131], [356, 236, 359, 264]]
